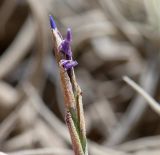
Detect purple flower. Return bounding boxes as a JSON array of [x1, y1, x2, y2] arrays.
[[60, 28, 72, 59], [49, 15, 78, 70], [49, 15, 57, 29], [60, 59, 78, 70]]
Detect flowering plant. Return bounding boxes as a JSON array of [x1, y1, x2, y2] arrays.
[[49, 15, 88, 155]]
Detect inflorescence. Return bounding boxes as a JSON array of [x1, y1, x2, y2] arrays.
[[49, 15, 78, 70]]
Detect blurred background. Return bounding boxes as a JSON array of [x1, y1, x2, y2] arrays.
[[0, 0, 160, 154]]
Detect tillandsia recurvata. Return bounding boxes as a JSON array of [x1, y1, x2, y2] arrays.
[[49, 15, 88, 155]]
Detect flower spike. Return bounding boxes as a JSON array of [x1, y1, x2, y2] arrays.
[[49, 15, 57, 29]]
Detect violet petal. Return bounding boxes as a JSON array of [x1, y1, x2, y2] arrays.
[[60, 40, 72, 58], [60, 59, 78, 70], [66, 28, 72, 42], [49, 15, 57, 29], [64, 60, 78, 70]]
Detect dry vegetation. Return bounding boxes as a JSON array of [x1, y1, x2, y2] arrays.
[[0, 0, 160, 154]]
